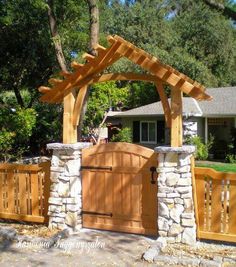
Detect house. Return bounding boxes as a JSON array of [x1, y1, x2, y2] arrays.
[[107, 87, 236, 158]]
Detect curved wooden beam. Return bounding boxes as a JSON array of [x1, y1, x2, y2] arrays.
[[72, 73, 159, 90], [72, 85, 88, 126], [85, 72, 159, 85]]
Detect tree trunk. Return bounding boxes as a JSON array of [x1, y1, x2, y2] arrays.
[[87, 0, 100, 56], [78, 0, 100, 140], [47, 0, 68, 72]]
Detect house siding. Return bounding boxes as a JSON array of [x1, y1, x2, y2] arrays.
[[120, 116, 206, 148], [121, 117, 167, 149]]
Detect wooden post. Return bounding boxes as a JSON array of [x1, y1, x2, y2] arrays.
[[170, 87, 183, 147], [155, 81, 171, 128], [63, 91, 77, 144], [190, 156, 200, 239]]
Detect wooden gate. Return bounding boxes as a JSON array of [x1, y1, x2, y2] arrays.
[[195, 167, 236, 243], [0, 162, 50, 223], [81, 142, 158, 236]]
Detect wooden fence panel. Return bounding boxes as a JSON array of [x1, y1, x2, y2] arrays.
[[195, 167, 236, 243], [0, 161, 50, 223]]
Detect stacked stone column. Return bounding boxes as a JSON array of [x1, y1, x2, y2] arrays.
[[47, 143, 91, 231], [154, 146, 196, 245]]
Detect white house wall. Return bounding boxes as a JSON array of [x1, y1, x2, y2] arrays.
[[183, 117, 205, 141]]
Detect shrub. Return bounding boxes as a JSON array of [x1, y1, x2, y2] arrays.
[[0, 129, 15, 162], [110, 127, 132, 143], [225, 154, 236, 164], [225, 127, 236, 163], [185, 135, 214, 160], [0, 107, 37, 161]]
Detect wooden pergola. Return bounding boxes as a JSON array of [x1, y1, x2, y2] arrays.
[[39, 35, 212, 147]]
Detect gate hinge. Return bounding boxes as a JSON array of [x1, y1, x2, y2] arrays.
[[82, 210, 113, 217], [81, 166, 112, 171]]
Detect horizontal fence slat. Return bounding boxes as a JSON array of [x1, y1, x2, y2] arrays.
[[198, 231, 236, 243], [195, 167, 236, 180], [0, 212, 45, 223], [0, 163, 42, 172]]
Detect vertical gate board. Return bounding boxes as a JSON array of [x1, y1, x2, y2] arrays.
[[211, 179, 222, 233], [205, 178, 211, 231], [0, 172, 3, 212], [195, 176, 205, 231], [82, 142, 158, 236], [122, 173, 131, 216], [229, 180, 236, 234], [31, 172, 39, 216], [7, 172, 15, 213], [104, 172, 113, 216], [222, 180, 228, 233], [40, 161, 51, 220], [18, 173, 27, 215]]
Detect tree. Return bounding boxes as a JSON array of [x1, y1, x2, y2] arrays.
[[172, 0, 236, 86], [104, 0, 236, 87], [47, 0, 68, 72], [78, 0, 100, 140], [0, 0, 55, 108]]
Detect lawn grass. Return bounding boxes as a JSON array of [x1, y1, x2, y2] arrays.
[[196, 162, 236, 173]]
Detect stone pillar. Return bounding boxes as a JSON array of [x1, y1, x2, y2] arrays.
[[154, 146, 196, 245], [47, 142, 92, 231]]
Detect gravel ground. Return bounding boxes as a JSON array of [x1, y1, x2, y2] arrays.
[[0, 222, 235, 267]]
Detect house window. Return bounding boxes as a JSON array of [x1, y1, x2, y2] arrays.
[[140, 121, 156, 143]]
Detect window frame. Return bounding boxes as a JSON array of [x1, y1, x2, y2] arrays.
[[140, 121, 157, 144]]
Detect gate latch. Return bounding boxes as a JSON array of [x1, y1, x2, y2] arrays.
[[150, 166, 157, 184]]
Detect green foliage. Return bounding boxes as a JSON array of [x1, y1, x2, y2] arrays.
[[0, 129, 15, 162], [0, 107, 37, 161], [196, 162, 236, 173], [111, 127, 132, 143], [128, 82, 159, 108], [84, 82, 130, 134], [30, 102, 62, 149], [225, 153, 236, 163], [186, 135, 214, 160], [104, 0, 236, 87], [172, 1, 236, 86]]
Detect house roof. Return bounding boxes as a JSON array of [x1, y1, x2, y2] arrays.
[[199, 87, 236, 116], [109, 87, 236, 118]]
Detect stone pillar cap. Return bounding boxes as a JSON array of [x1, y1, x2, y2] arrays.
[[154, 145, 195, 154], [47, 142, 92, 150]]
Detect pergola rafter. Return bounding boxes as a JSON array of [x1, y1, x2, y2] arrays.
[[39, 35, 212, 146]]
